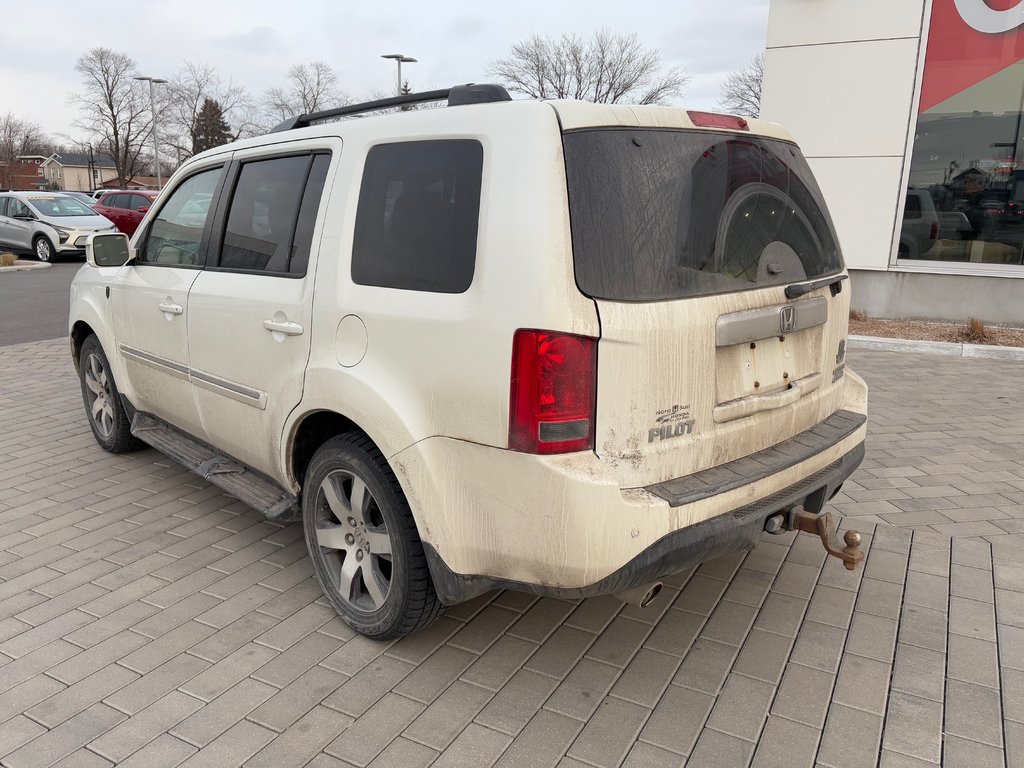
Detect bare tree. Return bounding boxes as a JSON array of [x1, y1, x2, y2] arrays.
[[72, 48, 152, 186], [0, 114, 52, 187], [717, 53, 764, 118], [488, 30, 690, 105], [265, 62, 348, 122], [165, 62, 256, 161]]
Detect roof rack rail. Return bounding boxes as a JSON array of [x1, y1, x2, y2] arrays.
[[269, 83, 512, 133]]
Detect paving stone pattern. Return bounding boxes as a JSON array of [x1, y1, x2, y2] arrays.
[[0, 338, 1022, 768]]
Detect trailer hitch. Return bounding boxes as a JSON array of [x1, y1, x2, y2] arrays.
[[787, 508, 864, 571]]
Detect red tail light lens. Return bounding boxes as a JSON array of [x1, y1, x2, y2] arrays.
[[929, 222, 939, 240], [687, 110, 749, 131], [509, 329, 597, 454]]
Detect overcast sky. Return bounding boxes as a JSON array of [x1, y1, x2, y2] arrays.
[[1, 0, 768, 144]]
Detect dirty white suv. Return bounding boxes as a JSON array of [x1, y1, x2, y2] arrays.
[[70, 84, 868, 639]]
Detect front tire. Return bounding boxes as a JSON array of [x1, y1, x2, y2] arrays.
[[78, 335, 142, 453], [303, 433, 443, 639], [33, 235, 55, 262]]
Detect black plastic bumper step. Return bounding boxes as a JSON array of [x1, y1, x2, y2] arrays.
[[646, 410, 867, 508]]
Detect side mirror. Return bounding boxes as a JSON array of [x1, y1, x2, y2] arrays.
[[86, 232, 132, 268], [13, 212, 35, 221], [136, 206, 149, 213]]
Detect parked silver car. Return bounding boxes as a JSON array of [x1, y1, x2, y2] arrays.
[[0, 192, 116, 261]]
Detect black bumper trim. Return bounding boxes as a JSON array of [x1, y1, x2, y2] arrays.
[[423, 441, 864, 605], [647, 409, 866, 507]]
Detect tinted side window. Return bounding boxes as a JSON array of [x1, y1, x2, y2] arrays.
[[219, 155, 317, 274], [141, 167, 222, 267], [106, 194, 125, 208], [352, 140, 483, 293], [903, 194, 922, 220], [0, 198, 8, 217], [130, 194, 152, 210]]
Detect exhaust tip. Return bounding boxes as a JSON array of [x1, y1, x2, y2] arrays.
[[614, 581, 665, 608], [639, 582, 663, 608]]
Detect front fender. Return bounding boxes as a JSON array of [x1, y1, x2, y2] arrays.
[[69, 266, 130, 396]]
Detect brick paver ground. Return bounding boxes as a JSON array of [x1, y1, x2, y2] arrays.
[[0, 338, 1022, 768]]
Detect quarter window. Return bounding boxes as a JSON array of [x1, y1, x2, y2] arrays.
[[0, 198, 8, 217], [217, 153, 329, 275], [352, 140, 483, 293], [140, 167, 222, 267]]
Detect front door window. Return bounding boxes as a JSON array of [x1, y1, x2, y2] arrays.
[[141, 168, 221, 266]]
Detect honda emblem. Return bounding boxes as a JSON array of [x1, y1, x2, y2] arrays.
[[780, 305, 796, 333]]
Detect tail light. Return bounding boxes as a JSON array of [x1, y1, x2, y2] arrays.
[[929, 222, 939, 240], [509, 329, 597, 454]]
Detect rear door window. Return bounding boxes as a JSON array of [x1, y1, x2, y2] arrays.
[[563, 129, 843, 301], [216, 152, 330, 276], [351, 140, 483, 293]]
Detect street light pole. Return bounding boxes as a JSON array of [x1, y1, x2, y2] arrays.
[[381, 53, 417, 96], [134, 75, 168, 189]]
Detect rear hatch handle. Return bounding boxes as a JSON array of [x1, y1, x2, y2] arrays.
[[713, 372, 822, 424], [785, 273, 848, 299]]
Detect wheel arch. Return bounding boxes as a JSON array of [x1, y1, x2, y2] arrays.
[[287, 409, 372, 493], [70, 320, 97, 374], [32, 230, 55, 255]]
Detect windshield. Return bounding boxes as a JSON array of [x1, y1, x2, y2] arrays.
[[24, 195, 97, 218], [65, 192, 96, 206], [563, 128, 844, 301]]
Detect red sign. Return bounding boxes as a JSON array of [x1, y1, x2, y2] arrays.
[[919, 0, 1024, 112]]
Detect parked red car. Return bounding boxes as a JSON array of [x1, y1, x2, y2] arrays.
[[92, 191, 158, 236]]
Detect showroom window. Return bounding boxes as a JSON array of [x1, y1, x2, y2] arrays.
[[898, 0, 1024, 268]]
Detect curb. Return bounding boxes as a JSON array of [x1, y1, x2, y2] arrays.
[[0, 262, 51, 273], [849, 334, 1024, 362]]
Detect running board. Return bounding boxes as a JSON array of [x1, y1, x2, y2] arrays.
[[130, 412, 299, 521]]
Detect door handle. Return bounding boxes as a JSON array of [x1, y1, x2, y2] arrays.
[[158, 301, 183, 315], [263, 319, 303, 336]]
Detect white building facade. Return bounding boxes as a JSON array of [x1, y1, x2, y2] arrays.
[[761, 0, 1024, 324]]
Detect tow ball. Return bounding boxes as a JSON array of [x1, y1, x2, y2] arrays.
[[767, 508, 864, 571]]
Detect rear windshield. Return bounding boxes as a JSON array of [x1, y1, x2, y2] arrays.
[[563, 129, 843, 301]]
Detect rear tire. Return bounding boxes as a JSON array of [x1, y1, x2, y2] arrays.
[[78, 335, 142, 453], [303, 433, 443, 639], [33, 235, 55, 262]]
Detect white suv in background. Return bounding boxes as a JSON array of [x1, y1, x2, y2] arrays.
[[69, 84, 867, 638]]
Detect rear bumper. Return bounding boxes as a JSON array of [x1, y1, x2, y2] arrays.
[[395, 368, 868, 605], [422, 441, 863, 603]]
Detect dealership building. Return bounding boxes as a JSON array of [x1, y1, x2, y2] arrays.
[[761, 0, 1024, 324]]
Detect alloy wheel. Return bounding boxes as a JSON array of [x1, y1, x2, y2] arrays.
[[35, 238, 52, 261], [314, 469, 393, 612], [83, 352, 115, 439]]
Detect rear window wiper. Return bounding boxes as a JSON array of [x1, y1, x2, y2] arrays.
[[785, 274, 848, 299]]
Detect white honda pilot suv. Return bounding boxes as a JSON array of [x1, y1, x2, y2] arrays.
[[70, 84, 868, 638]]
